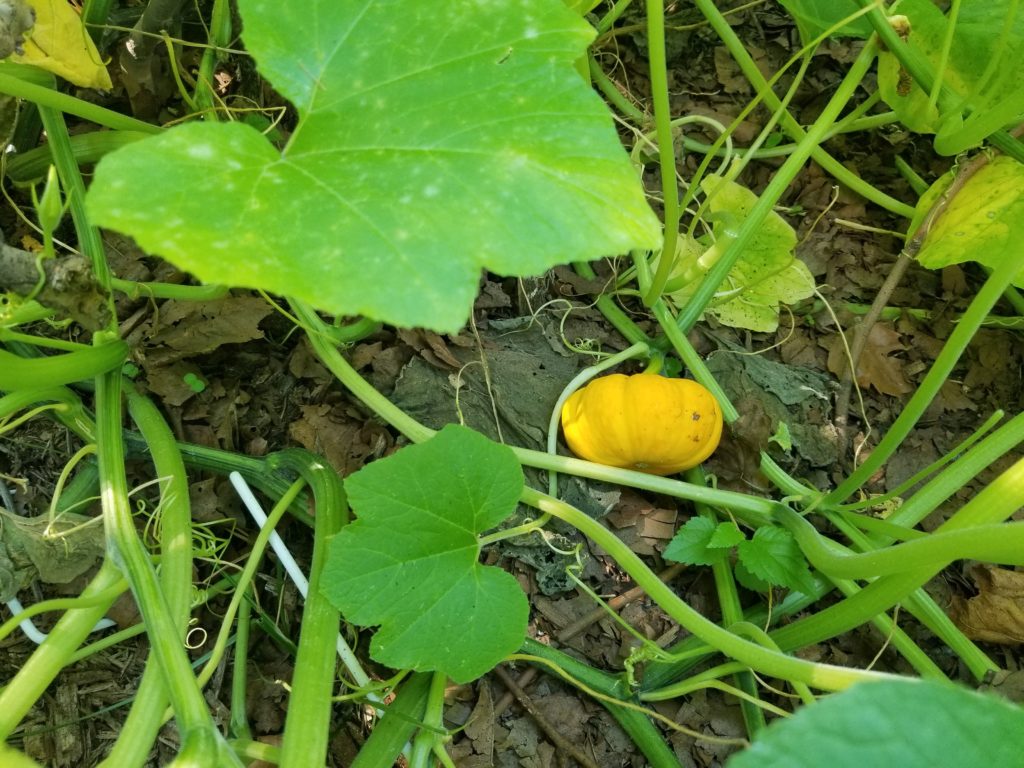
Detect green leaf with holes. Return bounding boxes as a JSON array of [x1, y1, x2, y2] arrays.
[[320, 425, 527, 683], [84, 0, 660, 332]]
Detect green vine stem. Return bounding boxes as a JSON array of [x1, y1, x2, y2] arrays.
[[826, 250, 1024, 506], [0, 68, 160, 135], [823, 509, 996, 680], [100, 390, 198, 768], [770, 455, 1024, 655], [36, 103, 114, 316], [685, 467, 766, 737], [409, 672, 448, 768], [778, 497, 1024, 578], [642, 0, 682, 306], [862, 411, 1024, 534], [94, 367, 241, 767], [0, 560, 124, 742], [521, 487, 891, 691], [673, 38, 881, 335], [694, 3, 916, 218], [517, 639, 683, 768], [270, 450, 348, 767]]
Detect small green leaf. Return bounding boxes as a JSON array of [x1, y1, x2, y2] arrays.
[[665, 177, 815, 332], [727, 679, 1024, 768], [736, 526, 816, 594], [665, 517, 728, 566], [708, 521, 746, 549], [912, 156, 1024, 288], [85, 0, 660, 332], [733, 558, 770, 593], [321, 424, 527, 683]]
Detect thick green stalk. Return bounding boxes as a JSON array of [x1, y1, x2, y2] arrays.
[[0, 559, 123, 742], [193, 0, 232, 114], [275, 451, 347, 767], [94, 369, 240, 767], [350, 673, 430, 768], [642, 0, 682, 305], [686, 468, 765, 737], [651, 300, 737, 420], [826, 252, 1023, 505], [824, 510, 995, 679], [877, 411, 1024, 534], [101, 391, 197, 768], [409, 672, 448, 768], [0, 70, 160, 134], [673, 38, 881, 334], [770, 457, 1024, 655]]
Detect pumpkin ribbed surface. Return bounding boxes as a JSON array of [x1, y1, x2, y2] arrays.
[[560, 373, 723, 475]]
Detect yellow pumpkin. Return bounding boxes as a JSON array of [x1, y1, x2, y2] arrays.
[[560, 373, 723, 476]]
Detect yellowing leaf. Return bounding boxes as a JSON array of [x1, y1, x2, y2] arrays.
[[13, 0, 111, 89], [913, 156, 1024, 288]]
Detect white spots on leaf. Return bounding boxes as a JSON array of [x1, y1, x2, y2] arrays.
[[399, 194, 412, 205], [423, 184, 440, 198], [186, 144, 216, 161], [523, 26, 537, 39]]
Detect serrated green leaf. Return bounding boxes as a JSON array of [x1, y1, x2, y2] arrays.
[[85, 0, 660, 332], [664, 516, 727, 566], [665, 177, 814, 332], [736, 526, 816, 594], [708, 521, 746, 549], [733, 558, 770, 593], [911, 156, 1024, 288], [878, 0, 1024, 154], [320, 424, 527, 683], [727, 679, 1024, 768]]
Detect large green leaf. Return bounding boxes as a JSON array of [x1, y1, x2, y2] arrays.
[[912, 156, 1024, 288], [84, 0, 660, 331], [320, 425, 527, 683], [728, 679, 1024, 767], [878, 0, 1024, 155]]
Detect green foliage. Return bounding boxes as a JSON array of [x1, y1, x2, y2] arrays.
[[85, 0, 660, 332], [911, 156, 1024, 288], [320, 425, 528, 684], [664, 176, 815, 332], [666, 517, 815, 594], [777, 0, 874, 42], [736, 526, 816, 595], [728, 679, 1024, 767], [878, 0, 1024, 155]]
